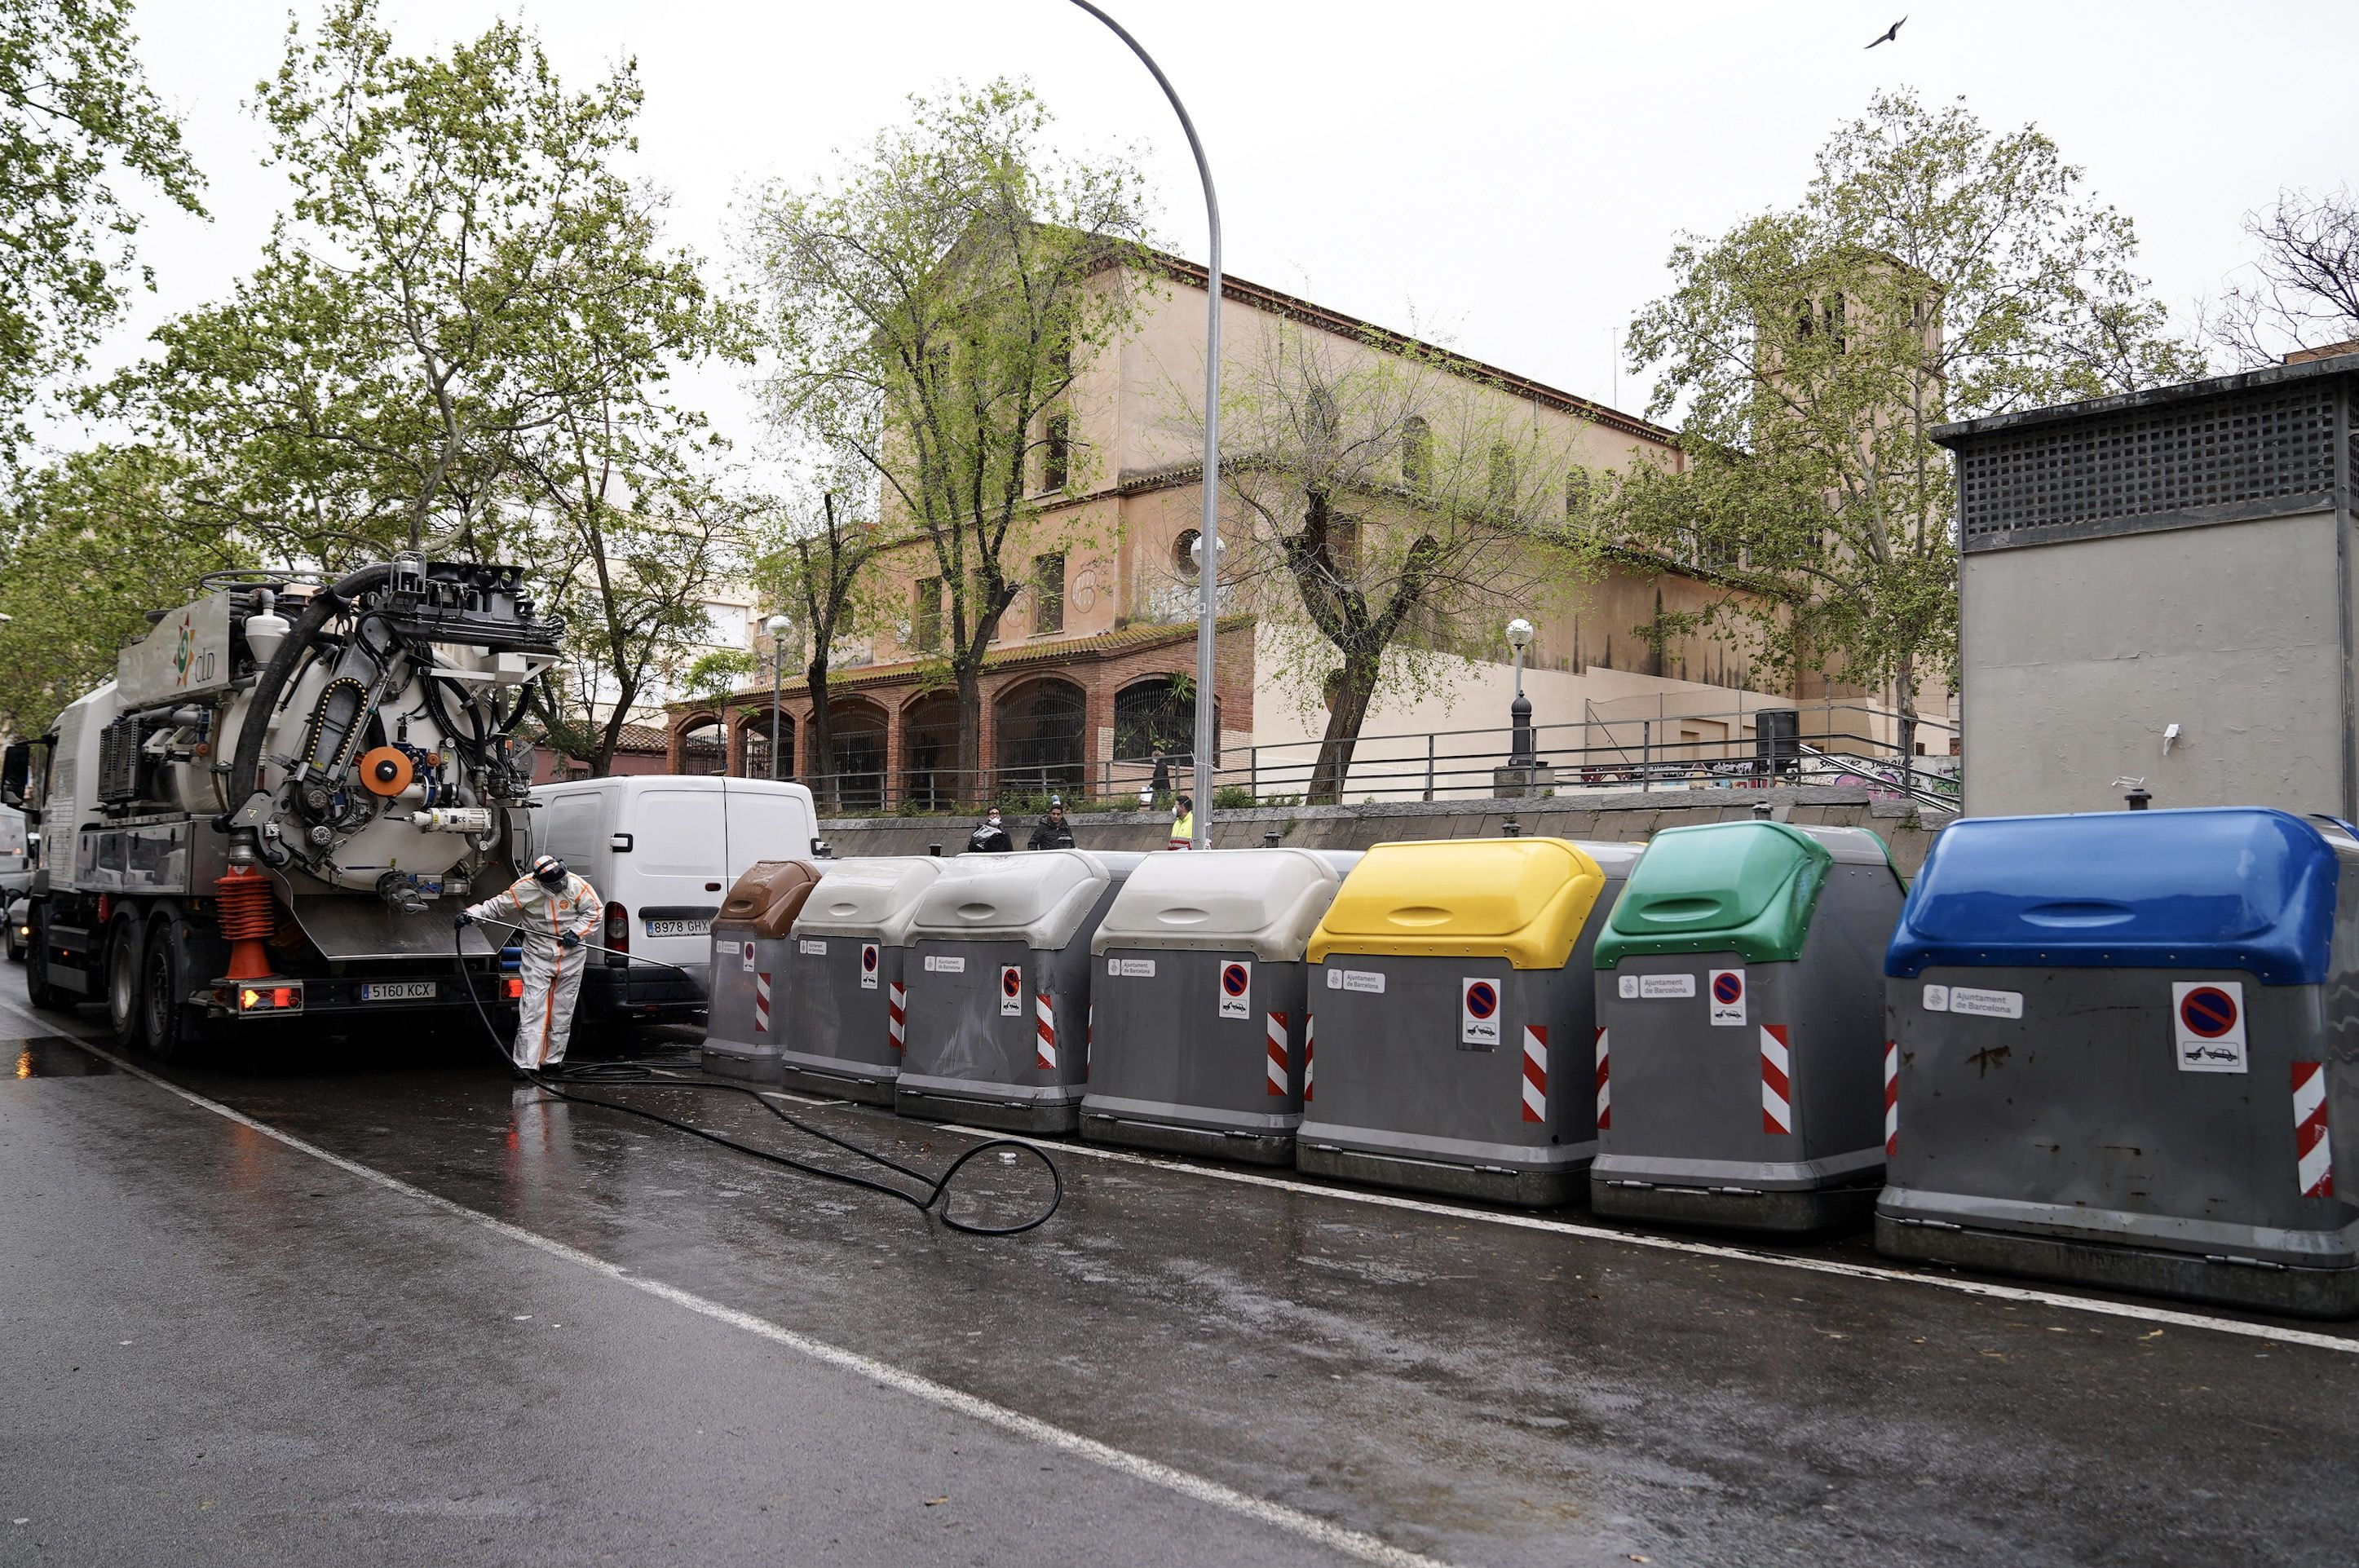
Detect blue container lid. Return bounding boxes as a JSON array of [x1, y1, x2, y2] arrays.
[[1886, 807, 2344, 984]]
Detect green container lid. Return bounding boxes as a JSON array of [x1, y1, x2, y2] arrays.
[[1593, 820, 1838, 968]]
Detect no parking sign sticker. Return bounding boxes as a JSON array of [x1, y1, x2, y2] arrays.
[[1461, 977, 1502, 1048], [2173, 980, 2247, 1074], [1001, 964, 1023, 1017], [1218, 960, 1252, 1019], [1707, 968, 1747, 1027], [859, 942, 879, 990]]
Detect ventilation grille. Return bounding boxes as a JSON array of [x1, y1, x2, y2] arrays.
[[1955, 384, 2346, 551]]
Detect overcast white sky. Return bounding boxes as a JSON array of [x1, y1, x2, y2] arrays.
[[51, 0, 2359, 461]]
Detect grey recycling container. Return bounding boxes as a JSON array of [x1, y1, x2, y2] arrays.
[[1589, 821, 1906, 1233], [775, 856, 945, 1105], [1297, 837, 1640, 1207], [1879, 807, 2359, 1318], [701, 859, 826, 1083], [1081, 848, 1361, 1164], [897, 848, 1145, 1133]]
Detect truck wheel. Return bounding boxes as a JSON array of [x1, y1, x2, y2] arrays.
[[24, 903, 64, 1010], [105, 919, 148, 1050], [142, 921, 209, 1065]]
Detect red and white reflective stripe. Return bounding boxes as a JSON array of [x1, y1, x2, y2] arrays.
[[1301, 1014, 1314, 1102], [1035, 993, 1058, 1071], [1883, 1040, 1899, 1157], [753, 971, 771, 1036], [1521, 1024, 1548, 1124], [1760, 1024, 1792, 1136], [2294, 1060, 2335, 1199], [886, 981, 906, 1053], [1593, 1026, 1610, 1131], [1265, 1010, 1290, 1095]]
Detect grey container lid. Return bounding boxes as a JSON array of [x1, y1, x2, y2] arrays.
[[1091, 847, 1363, 961], [907, 848, 1146, 950], [790, 856, 948, 943], [1787, 824, 1900, 871]]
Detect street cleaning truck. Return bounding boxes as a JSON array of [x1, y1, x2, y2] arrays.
[[2, 554, 563, 1057]]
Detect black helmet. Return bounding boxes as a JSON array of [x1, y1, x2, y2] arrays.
[[529, 853, 568, 888]]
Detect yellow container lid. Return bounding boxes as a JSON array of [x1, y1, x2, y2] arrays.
[[1306, 837, 1610, 970]]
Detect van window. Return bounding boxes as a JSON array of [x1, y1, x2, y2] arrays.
[[634, 788, 722, 876], [724, 788, 807, 868], [542, 793, 603, 867]]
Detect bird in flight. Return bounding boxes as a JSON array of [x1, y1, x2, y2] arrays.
[[1866, 16, 1906, 47]]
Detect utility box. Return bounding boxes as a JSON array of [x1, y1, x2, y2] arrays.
[[778, 856, 944, 1105], [1935, 352, 2359, 819], [701, 860, 826, 1081], [1082, 848, 1359, 1163], [897, 849, 1144, 1133], [1297, 837, 1639, 1207], [1590, 821, 1906, 1232], [1880, 807, 2359, 1318]]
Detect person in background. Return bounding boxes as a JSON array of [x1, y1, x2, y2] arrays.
[[1028, 797, 1076, 851], [455, 853, 602, 1076], [969, 806, 1014, 854], [1168, 793, 1195, 850]]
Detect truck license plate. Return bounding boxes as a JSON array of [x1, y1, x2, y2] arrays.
[[644, 919, 709, 938], [363, 981, 437, 1002]]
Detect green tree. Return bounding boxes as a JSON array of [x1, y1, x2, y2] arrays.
[[755, 480, 893, 807], [0, 445, 236, 735], [1615, 90, 2204, 753], [0, 0, 205, 464], [743, 81, 1149, 798]]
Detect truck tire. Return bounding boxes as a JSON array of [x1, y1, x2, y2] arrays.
[[142, 917, 210, 1065], [24, 903, 66, 1010], [105, 917, 148, 1050]]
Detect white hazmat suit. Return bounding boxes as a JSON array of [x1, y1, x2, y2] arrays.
[[466, 868, 603, 1069]]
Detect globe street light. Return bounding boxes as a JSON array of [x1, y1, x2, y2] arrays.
[[764, 612, 793, 782], [1506, 617, 1536, 768]]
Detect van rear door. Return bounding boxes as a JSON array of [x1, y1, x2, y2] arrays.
[[625, 783, 727, 969], [720, 781, 812, 880]]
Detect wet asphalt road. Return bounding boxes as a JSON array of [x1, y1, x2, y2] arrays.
[[3, 990, 2356, 1567]]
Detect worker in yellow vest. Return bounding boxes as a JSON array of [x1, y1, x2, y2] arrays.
[[1168, 793, 1195, 850]]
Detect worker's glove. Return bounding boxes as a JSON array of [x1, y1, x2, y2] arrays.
[[559, 930, 581, 950], [452, 912, 472, 930]]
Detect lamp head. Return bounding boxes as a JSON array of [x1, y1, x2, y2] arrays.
[[764, 613, 792, 637], [1505, 617, 1535, 651]]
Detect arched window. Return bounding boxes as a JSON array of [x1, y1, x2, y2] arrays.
[[1113, 676, 1195, 765], [993, 678, 1086, 800], [824, 700, 889, 811], [739, 713, 794, 780], [1401, 415, 1432, 493], [678, 718, 726, 776], [901, 694, 963, 811], [1173, 528, 1200, 577]]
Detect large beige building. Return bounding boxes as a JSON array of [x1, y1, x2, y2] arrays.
[[670, 248, 1878, 804]]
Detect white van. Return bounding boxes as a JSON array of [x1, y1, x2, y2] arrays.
[[528, 776, 819, 1026]]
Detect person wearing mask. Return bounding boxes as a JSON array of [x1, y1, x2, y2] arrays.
[[1028, 798, 1076, 851], [1168, 793, 1195, 850], [969, 806, 1014, 854], [454, 853, 603, 1076]]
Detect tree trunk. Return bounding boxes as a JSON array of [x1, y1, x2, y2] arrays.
[[1307, 655, 1381, 806], [806, 659, 834, 812], [1893, 655, 1918, 798], [954, 663, 985, 808]]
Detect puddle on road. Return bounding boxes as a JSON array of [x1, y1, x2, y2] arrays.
[[6, 1036, 115, 1078]]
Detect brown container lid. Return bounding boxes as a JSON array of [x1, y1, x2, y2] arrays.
[[713, 859, 824, 940]]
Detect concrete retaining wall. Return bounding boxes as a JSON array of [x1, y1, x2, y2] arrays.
[[817, 786, 1949, 878]]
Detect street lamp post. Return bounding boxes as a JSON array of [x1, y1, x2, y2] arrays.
[[764, 613, 792, 782], [1067, 0, 1221, 849], [1506, 617, 1536, 767]]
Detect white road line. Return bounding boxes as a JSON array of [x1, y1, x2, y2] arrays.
[[938, 1124, 2359, 1358], [60, 1039, 1451, 1568]]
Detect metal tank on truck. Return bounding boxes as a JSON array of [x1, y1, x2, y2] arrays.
[[0, 554, 564, 1058]]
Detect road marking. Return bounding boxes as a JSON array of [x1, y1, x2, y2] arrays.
[[60, 1038, 1452, 1568], [939, 1124, 2359, 1358]]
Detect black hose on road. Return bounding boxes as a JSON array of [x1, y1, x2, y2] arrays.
[[452, 925, 1062, 1236]]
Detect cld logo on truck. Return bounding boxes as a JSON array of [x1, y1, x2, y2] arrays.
[[2173, 980, 2247, 1074], [1460, 978, 1501, 1049], [1218, 960, 1252, 1019], [860, 942, 879, 989], [1001, 965, 1023, 1017]]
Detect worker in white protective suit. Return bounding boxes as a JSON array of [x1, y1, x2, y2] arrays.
[[456, 853, 603, 1075]]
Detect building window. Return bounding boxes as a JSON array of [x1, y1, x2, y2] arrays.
[[1564, 467, 1594, 521], [1043, 413, 1071, 492], [1487, 443, 1517, 514], [913, 577, 943, 652], [1795, 298, 1814, 338], [1401, 415, 1431, 493], [994, 679, 1087, 799], [1173, 528, 1199, 577], [1327, 516, 1360, 581], [678, 718, 726, 776], [1826, 294, 1846, 355], [1114, 675, 1195, 766], [1032, 552, 1065, 635]]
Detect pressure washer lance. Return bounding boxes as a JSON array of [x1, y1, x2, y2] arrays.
[[451, 918, 1062, 1235]]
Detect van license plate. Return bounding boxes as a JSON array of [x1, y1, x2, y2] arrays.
[[363, 981, 437, 1001], [644, 919, 709, 938]]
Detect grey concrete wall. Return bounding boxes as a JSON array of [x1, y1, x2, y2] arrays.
[[817, 786, 1949, 879], [1961, 509, 2351, 819]]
